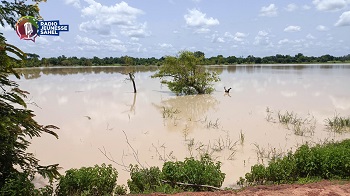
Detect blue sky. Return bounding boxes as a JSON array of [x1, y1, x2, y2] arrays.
[[1, 0, 350, 58]]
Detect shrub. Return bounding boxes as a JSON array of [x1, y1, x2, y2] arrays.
[[245, 164, 266, 185], [162, 154, 225, 191], [127, 165, 162, 194], [114, 185, 127, 195], [127, 154, 225, 193], [242, 139, 350, 186], [265, 152, 297, 183], [56, 164, 118, 196], [294, 140, 350, 179]]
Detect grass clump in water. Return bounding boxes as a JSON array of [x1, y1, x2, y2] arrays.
[[277, 111, 316, 136], [325, 113, 350, 133]]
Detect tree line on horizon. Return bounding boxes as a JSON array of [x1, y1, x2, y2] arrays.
[[23, 52, 350, 67]]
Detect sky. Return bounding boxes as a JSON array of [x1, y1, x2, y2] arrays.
[[1, 0, 350, 58]]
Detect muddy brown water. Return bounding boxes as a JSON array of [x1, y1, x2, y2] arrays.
[[13, 65, 350, 188]]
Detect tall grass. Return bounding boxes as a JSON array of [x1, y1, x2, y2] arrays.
[[325, 113, 350, 133], [277, 110, 316, 136]]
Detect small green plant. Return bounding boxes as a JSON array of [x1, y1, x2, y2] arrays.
[[56, 164, 119, 196], [206, 118, 220, 129], [239, 130, 245, 145], [162, 106, 180, 119], [265, 107, 275, 122], [277, 110, 316, 136], [325, 113, 350, 133]]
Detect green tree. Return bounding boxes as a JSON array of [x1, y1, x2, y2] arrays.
[[152, 51, 220, 95], [0, 0, 60, 194]]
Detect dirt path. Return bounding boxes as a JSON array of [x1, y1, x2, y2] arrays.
[[147, 181, 350, 196]]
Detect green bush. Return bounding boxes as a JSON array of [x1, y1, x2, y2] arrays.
[[162, 154, 225, 191], [127, 165, 162, 194], [114, 185, 127, 195], [55, 164, 118, 196], [244, 164, 266, 185], [294, 140, 350, 179], [128, 154, 225, 193], [242, 139, 350, 185], [266, 152, 297, 183]]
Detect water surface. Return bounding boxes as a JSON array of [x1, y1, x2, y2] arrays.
[[14, 65, 350, 188]]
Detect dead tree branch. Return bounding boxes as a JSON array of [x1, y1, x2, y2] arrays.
[[161, 180, 223, 191]]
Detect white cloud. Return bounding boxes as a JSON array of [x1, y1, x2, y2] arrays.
[[184, 8, 219, 28], [278, 38, 307, 47], [194, 28, 211, 34], [120, 23, 151, 38], [284, 25, 301, 32], [217, 37, 225, 43], [285, 4, 298, 12], [306, 33, 316, 39], [211, 32, 225, 43], [234, 32, 247, 42], [159, 43, 173, 48], [235, 32, 247, 38], [335, 11, 350, 26], [316, 25, 329, 31], [76, 35, 128, 52], [312, 0, 347, 11], [258, 30, 268, 36], [224, 32, 248, 42], [65, 0, 80, 8], [224, 32, 234, 39], [76, 35, 98, 45], [254, 30, 272, 46], [79, 1, 148, 38], [260, 4, 278, 17], [278, 38, 290, 44]]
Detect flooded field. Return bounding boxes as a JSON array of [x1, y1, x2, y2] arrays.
[[13, 65, 350, 188]]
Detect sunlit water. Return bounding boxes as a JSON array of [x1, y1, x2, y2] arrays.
[[13, 65, 350, 188]]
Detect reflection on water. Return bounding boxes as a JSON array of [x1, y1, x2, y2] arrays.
[[153, 94, 220, 132], [13, 64, 350, 188]]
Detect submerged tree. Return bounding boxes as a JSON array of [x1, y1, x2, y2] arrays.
[[0, 0, 60, 194], [152, 51, 220, 95]]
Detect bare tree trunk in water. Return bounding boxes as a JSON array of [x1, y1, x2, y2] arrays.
[[130, 93, 136, 113], [128, 72, 137, 93]]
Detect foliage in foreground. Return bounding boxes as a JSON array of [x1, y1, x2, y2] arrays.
[[55, 164, 122, 196], [1, 1, 60, 195], [240, 139, 350, 186], [128, 154, 225, 194], [152, 51, 220, 95]]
